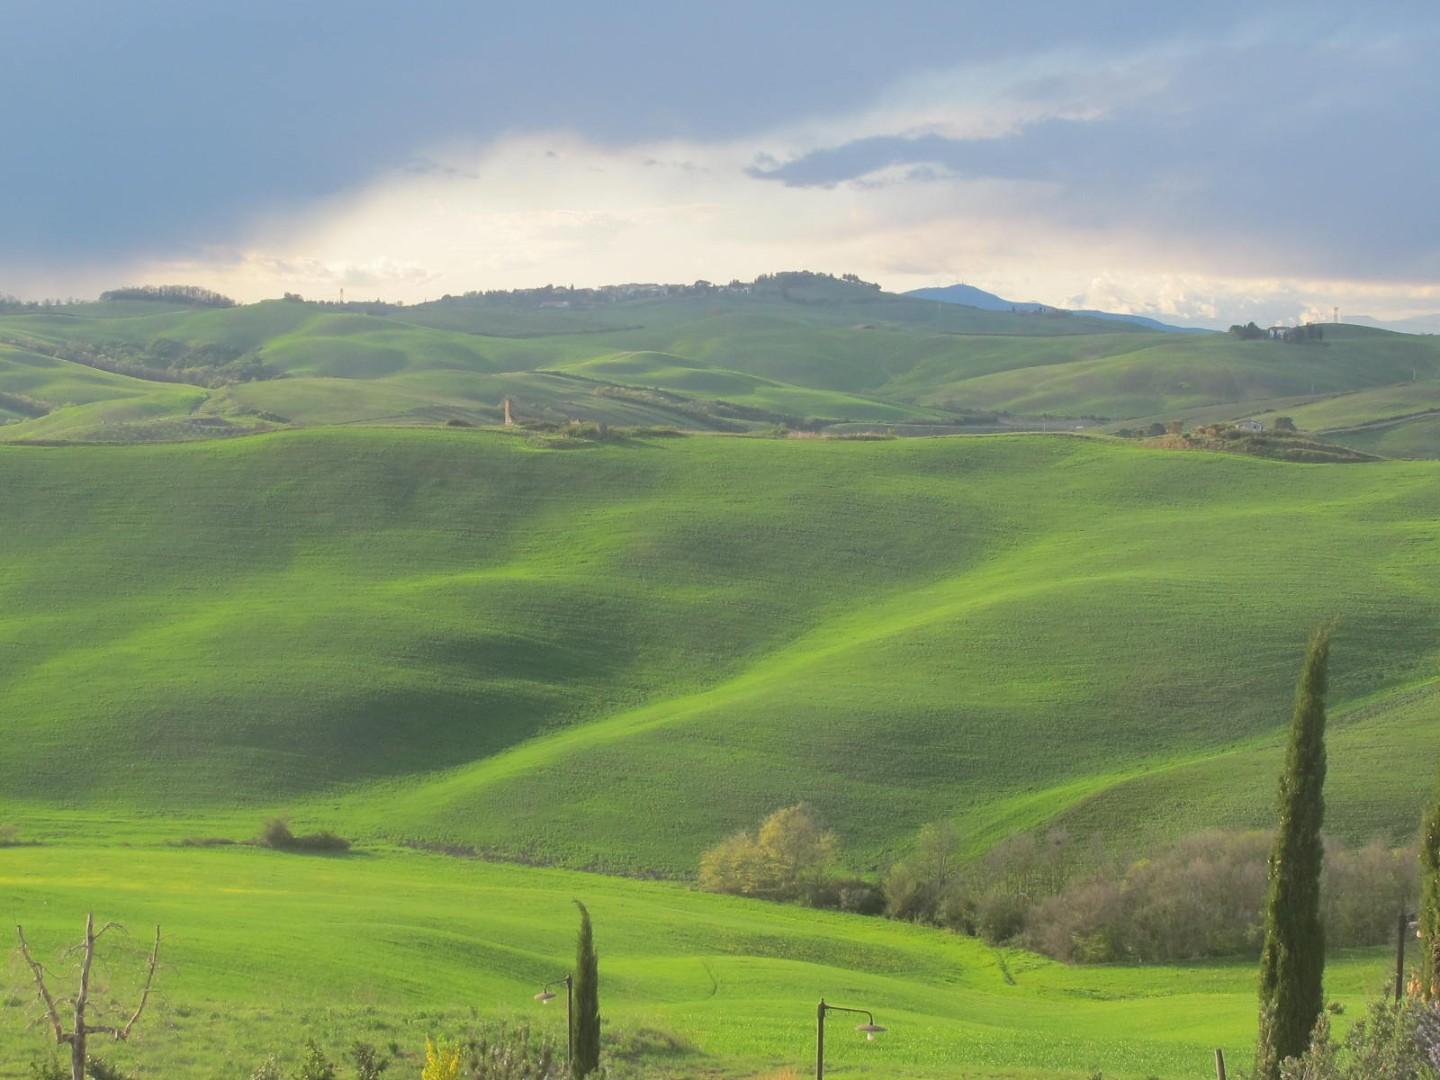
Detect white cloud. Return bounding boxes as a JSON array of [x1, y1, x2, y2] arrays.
[[104, 36, 1437, 329]]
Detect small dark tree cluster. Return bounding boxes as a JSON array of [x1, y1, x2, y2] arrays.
[[257, 819, 351, 853], [1227, 321, 1324, 343], [98, 284, 236, 308], [1279, 324, 1325, 344], [0, 294, 86, 312]]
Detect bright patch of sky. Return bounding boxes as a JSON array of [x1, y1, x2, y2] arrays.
[[3, 0, 1437, 327]]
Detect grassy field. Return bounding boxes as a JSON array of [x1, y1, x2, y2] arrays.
[[5, 297, 1439, 1076], [5, 288, 1440, 446], [1325, 415, 1440, 459], [4, 428, 1440, 874], [0, 843, 1398, 1079]]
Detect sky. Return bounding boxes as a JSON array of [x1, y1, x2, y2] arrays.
[[3, 0, 1438, 327]]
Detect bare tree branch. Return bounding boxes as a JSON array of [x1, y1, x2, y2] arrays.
[[16, 924, 67, 1044], [73, 913, 95, 1046], [115, 926, 159, 1040]]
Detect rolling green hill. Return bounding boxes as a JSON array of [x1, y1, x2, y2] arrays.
[[4, 428, 1440, 875], [5, 282, 1440, 1075], [7, 284, 1440, 449]]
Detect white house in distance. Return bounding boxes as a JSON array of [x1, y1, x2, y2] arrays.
[[1234, 418, 1264, 433]]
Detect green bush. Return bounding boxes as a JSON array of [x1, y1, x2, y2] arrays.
[[85, 1058, 133, 1080], [349, 1042, 389, 1080], [1279, 997, 1438, 1079], [294, 1040, 337, 1080], [975, 890, 1028, 944]]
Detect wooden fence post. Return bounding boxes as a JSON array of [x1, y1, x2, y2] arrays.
[[1214, 1047, 1227, 1080]]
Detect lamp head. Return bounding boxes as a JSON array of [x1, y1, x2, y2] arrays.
[[856, 1022, 886, 1041], [534, 990, 556, 1004]]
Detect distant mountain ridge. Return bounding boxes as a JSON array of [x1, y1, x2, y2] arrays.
[[906, 283, 1210, 333]]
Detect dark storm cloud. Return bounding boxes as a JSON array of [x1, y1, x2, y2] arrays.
[[750, 19, 1440, 281], [2, 0, 1435, 284], [0, 0, 1320, 263]]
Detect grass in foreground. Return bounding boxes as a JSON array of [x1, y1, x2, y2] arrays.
[[0, 844, 1396, 1079]]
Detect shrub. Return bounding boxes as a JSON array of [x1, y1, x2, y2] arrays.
[[1325, 839, 1417, 949], [349, 1042, 388, 1080], [882, 821, 964, 924], [1279, 997, 1439, 1079], [421, 1038, 461, 1080], [936, 882, 978, 934], [974, 890, 1028, 944], [882, 861, 933, 921], [698, 804, 837, 903], [258, 819, 351, 853], [831, 878, 887, 916], [85, 1057, 133, 1080], [558, 420, 619, 442], [607, 1024, 695, 1064], [26, 1058, 65, 1080], [249, 1056, 283, 1080], [294, 1041, 337, 1080], [463, 1023, 561, 1078], [0, 823, 22, 847], [260, 819, 296, 848], [1014, 830, 1413, 964]]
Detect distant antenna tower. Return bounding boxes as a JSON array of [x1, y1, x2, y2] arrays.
[[340, 287, 345, 304], [1333, 305, 1339, 325]]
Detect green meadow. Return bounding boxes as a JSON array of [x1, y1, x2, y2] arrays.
[[5, 285, 1440, 1075], [0, 844, 1398, 1079]]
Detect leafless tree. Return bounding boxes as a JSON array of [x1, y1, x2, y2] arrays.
[[15, 913, 160, 1080]]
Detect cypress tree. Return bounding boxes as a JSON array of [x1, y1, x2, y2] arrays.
[[1256, 624, 1332, 1079], [572, 900, 600, 1078], [1419, 769, 1440, 999]]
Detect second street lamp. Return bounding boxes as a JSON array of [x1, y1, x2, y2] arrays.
[[815, 998, 886, 1079], [533, 974, 574, 1069]]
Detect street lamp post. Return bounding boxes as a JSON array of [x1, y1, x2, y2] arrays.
[[534, 974, 574, 1069], [815, 998, 886, 1079]]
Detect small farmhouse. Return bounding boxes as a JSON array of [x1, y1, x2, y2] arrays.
[[1234, 419, 1264, 433]]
